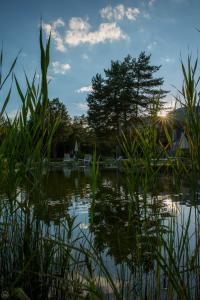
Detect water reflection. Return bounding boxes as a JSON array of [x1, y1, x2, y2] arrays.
[[0, 167, 199, 299], [39, 168, 182, 268], [88, 186, 174, 268], [63, 166, 71, 177]]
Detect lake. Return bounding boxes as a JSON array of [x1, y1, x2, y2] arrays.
[[0, 166, 199, 299]]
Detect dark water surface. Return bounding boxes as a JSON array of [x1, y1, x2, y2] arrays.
[[0, 166, 199, 299], [41, 167, 198, 269]]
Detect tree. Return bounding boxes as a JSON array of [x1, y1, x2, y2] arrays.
[[68, 115, 95, 155], [104, 55, 136, 133], [47, 98, 72, 158], [71, 115, 91, 142], [87, 74, 107, 137], [87, 52, 168, 138], [132, 52, 167, 117]]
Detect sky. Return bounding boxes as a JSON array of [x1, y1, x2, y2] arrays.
[[1, 0, 200, 117]]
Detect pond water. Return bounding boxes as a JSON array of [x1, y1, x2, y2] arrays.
[[0, 166, 200, 299]]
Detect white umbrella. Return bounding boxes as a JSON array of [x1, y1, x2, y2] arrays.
[[179, 132, 189, 150], [74, 140, 79, 153]]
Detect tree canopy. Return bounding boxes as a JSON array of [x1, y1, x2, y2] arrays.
[[87, 52, 168, 137], [46, 98, 72, 158]]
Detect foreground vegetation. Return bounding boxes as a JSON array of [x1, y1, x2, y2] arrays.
[[0, 28, 200, 300]]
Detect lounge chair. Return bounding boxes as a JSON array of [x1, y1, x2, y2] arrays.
[[84, 154, 92, 166], [63, 153, 74, 163]]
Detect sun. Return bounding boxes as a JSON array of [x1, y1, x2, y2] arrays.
[[157, 109, 171, 123], [158, 110, 168, 118]]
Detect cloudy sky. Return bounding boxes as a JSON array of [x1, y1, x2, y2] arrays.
[[1, 0, 200, 117]]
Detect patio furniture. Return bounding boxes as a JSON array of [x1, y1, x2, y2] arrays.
[[63, 153, 74, 163], [104, 158, 117, 168], [84, 154, 92, 166]]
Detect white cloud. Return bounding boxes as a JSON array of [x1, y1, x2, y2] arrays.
[[76, 86, 93, 93], [53, 18, 65, 28], [100, 6, 113, 21], [47, 75, 54, 81], [126, 7, 140, 20], [65, 18, 127, 47], [43, 11, 129, 51], [147, 41, 157, 50], [113, 5, 125, 21], [149, 0, 156, 6], [42, 18, 67, 52], [82, 53, 89, 60], [52, 61, 71, 74], [100, 4, 140, 21], [76, 102, 88, 111], [35, 73, 54, 81], [163, 57, 175, 63], [7, 109, 19, 120], [69, 17, 90, 32]]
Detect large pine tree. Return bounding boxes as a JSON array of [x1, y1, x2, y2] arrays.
[[133, 52, 167, 117], [104, 56, 134, 133], [87, 74, 108, 137], [87, 52, 168, 137]]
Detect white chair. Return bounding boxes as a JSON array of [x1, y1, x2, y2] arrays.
[[84, 154, 92, 166], [63, 153, 73, 163]]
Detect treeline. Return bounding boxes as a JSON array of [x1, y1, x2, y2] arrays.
[[0, 52, 168, 158]]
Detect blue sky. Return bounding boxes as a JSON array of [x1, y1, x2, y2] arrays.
[[1, 0, 200, 117]]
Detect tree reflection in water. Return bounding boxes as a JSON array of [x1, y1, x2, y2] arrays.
[[0, 168, 191, 299], [88, 173, 175, 271]]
